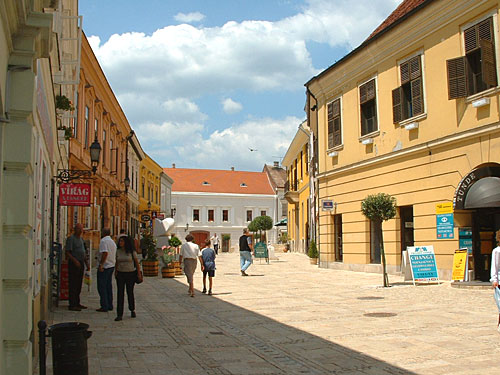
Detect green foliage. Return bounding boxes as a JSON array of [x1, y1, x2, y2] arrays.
[[161, 246, 176, 266], [57, 126, 73, 140], [250, 216, 274, 232], [248, 220, 258, 233], [222, 234, 231, 241], [168, 235, 181, 248], [279, 232, 288, 244], [361, 193, 397, 221], [55, 95, 75, 111], [141, 229, 157, 261], [308, 240, 318, 258]]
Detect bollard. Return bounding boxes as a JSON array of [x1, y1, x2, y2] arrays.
[[38, 320, 47, 375]]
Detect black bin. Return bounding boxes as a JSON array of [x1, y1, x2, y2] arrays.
[[49, 322, 92, 375]]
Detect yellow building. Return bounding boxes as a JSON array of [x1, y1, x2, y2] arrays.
[[139, 154, 163, 220], [306, 0, 500, 280], [283, 122, 311, 253]]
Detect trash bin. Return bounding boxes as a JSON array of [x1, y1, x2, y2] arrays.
[[49, 322, 92, 375]]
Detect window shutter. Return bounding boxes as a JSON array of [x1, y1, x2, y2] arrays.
[[478, 18, 493, 41], [480, 38, 497, 87], [327, 102, 333, 119], [464, 25, 478, 53], [400, 61, 410, 84], [359, 83, 367, 104], [411, 77, 423, 116], [327, 118, 334, 149], [447, 57, 468, 99], [365, 79, 375, 101], [409, 56, 421, 80], [333, 117, 341, 146], [392, 87, 403, 123], [332, 99, 340, 116]]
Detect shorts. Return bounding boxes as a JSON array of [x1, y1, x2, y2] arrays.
[[203, 269, 215, 277]]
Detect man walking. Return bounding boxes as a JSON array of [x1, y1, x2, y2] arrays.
[[211, 233, 220, 255], [65, 223, 89, 311], [239, 228, 254, 276], [96, 228, 116, 312]]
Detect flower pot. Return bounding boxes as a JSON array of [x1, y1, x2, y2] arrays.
[[161, 267, 175, 278], [309, 257, 318, 265], [142, 260, 159, 276], [173, 261, 183, 276]]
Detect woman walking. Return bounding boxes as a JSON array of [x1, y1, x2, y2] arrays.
[[115, 236, 141, 321], [179, 234, 204, 297], [491, 230, 500, 331]]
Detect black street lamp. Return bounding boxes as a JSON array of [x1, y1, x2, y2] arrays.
[[124, 176, 131, 191], [55, 135, 102, 183], [89, 135, 102, 173]]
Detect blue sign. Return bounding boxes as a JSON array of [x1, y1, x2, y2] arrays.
[[436, 213, 454, 239], [407, 246, 439, 282], [458, 228, 473, 254]]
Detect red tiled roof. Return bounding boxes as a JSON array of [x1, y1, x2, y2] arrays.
[[367, 0, 429, 40], [164, 168, 275, 195]]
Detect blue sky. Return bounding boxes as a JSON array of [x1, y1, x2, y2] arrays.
[[80, 0, 400, 171]]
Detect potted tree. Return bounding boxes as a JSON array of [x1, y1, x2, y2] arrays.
[[361, 193, 397, 287], [249, 215, 273, 243], [308, 240, 319, 264], [168, 235, 182, 275], [161, 246, 176, 278], [141, 229, 159, 276]]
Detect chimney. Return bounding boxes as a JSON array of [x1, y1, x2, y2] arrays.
[[274, 161, 279, 168], [172, 163, 176, 168], [231, 167, 235, 171]]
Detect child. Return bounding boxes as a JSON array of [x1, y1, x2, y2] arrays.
[[201, 239, 216, 295]]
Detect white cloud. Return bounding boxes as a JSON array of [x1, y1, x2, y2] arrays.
[[174, 12, 206, 23], [222, 98, 243, 114]]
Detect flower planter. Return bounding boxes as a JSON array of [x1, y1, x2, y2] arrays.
[[173, 261, 183, 276], [309, 257, 318, 265], [161, 267, 175, 278], [142, 260, 159, 276]]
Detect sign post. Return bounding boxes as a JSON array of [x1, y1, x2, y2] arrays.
[[254, 242, 269, 264], [407, 246, 440, 285], [452, 249, 469, 282]]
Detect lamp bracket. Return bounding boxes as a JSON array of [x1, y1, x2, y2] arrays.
[[56, 169, 93, 183]]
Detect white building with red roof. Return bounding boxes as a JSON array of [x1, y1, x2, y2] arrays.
[[164, 165, 278, 250]]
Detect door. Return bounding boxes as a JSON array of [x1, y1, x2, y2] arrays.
[[400, 206, 414, 254], [334, 214, 343, 261], [190, 231, 209, 248], [473, 210, 500, 281]]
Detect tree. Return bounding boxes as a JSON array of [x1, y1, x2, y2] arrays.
[[249, 215, 273, 242], [361, 193, 397, 287], [141, 229, 158, 261]]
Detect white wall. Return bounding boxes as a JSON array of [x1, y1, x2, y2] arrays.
[[171, 192, 277, 248]]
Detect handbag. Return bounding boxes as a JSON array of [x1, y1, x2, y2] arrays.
[[131, 252, 143, 284]]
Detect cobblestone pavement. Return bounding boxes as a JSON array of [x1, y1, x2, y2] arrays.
[[45, 252, 500, 375]]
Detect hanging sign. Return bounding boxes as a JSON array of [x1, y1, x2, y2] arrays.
[[452, 249, 468, 281], [407, 246, 439, 284], [59, 183, 91, 206], [436, 203, 454, 239]]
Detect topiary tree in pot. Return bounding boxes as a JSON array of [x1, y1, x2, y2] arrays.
[[249, 215, 273, 243], [361, 193, 397, 287]]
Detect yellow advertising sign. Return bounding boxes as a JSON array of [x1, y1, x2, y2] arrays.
[[452, 249, 468, 281], [436, 202, 453, 215]]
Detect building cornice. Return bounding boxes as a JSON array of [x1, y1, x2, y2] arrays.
[[172, 191, 276, 199]]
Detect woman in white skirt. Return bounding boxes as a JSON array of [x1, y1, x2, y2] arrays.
[[490, 230, 500, 331], [179, 234, 204, 297]]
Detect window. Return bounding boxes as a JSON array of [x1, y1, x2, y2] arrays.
[[305, 146, 309, 174], [370, 220, 382, 264], [94, 118, 98, 136], [208, 209, 214, 222], [222, 209, 229, 222], [327, 98, 341, 148], [447, 17, 497, 99], [110, 139, 113, 170], [260, 210, 267, 217], [193, 209, 200, 222], [359, 79, 377, 136], [392, 55, 424, 123], [141, 178, 145, 198], [74, 92, 79, 138], [155, 187, 158, 204], [102, 129, 106, 165], [246, 210, 253, 222], [84, 106, 89, 148]]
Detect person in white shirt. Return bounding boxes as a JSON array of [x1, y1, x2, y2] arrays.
[[97, 228, 117, 312], [490, 230, 500, 331], [210, 233, 220, 254], [179, 234, 204, 297]]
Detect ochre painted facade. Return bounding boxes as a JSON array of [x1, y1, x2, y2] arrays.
[[306, 0, 500, 280], [139, 154, 163, 218]]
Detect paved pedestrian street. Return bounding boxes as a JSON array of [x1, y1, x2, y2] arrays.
[[45, 253, 500, 375]]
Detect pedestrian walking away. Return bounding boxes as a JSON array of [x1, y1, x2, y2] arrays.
[[211, 233, 220, 255], [491, 229, 500, 332], [96, 228, 116, 312], [239, 228, 254, 276], [201, 239, 216, 295], [115, 236, 142, 321], [179, 234, 204, 297], [65, 223, 89, 311]]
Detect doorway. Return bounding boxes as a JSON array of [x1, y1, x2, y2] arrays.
[[190, 231, 209, 248], [334, 214, 343, 262], [399, 206, 414, 253], [472, 210, 500, 281]]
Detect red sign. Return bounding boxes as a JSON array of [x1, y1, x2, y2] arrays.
[[59, 183, 91, 206]]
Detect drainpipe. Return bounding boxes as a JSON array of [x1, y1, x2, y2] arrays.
[[306, 88, 319, 266]]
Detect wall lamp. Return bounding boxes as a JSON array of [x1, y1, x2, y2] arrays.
[[55, 135, 101, 182], [185, 223, 189, 232]]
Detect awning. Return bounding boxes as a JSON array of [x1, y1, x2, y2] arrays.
[[274, 218, 287, 226], [464, 176, 500, 209]]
